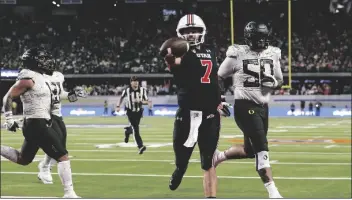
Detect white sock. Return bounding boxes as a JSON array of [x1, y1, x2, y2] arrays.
[[50, 159, 58, 166], [57, 160, 74, 193], [264, 181, 280, 195], [218, 151, 227, 162], [1, 145, 19, 163], [43, 154, 52, 168]]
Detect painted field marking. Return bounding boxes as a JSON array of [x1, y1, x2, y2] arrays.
[[1, 171, 350, 180], [63, 149, 351, 155], [1, 196, 58, 199], [2, 157, 349, 165], [324, 145, 338, 149]]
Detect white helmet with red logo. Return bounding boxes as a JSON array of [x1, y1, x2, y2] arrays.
[[176, 14, 206, 46]]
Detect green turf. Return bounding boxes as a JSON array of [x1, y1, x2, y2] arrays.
[[1, 117, 351, 198]]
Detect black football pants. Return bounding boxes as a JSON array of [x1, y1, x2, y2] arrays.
[[173, 108, 220, 171], [234, 99, 269, 159], [126, 110, 144, 148]]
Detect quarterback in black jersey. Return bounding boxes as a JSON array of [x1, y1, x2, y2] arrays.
[[162, 14, 221, 198]]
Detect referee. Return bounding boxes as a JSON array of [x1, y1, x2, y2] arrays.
[[116, 76, 148, 154]]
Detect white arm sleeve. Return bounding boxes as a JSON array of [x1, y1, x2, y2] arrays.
[[273, 48, 283, 85], [218, 57, 237, 78]]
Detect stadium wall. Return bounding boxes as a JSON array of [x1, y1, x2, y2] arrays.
[[62, 95, 351, 118]]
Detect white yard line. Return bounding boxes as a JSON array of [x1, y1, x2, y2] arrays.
[[65, 149, 351, 155], [324, 145, 338, 149], [1, 142, 351, 148], [2, 157, 348, 165], [1, 171, 350, 180], [0, 196, 58, 198]]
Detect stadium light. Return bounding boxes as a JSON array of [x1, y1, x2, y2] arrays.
[[114, 3, 117, 6], [52, 1, 56, 4], [56, 4, 60, 7]]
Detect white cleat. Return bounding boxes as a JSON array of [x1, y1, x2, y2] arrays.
[[63, 192, 81, 198], [212, 149, 224, 168], [269, 193, 283, 198], [37, 161, 53, 184]]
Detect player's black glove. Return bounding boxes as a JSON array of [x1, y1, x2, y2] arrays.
[[68, 91, 78, 102], [261, 72, 278, 89], [68, 87, 87, 102]]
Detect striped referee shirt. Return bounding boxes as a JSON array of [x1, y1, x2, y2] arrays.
[[121, 86, 148, 112]]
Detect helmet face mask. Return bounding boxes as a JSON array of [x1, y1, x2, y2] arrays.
[[176, 14, 206, 46], [178, 27, 204, 46], [21, 47, 56, 74], [244, 21, 271, 50]]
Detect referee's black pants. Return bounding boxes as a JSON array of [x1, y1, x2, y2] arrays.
[[126, 109, 144, 148]]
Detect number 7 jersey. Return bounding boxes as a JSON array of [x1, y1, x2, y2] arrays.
[[170, 46, 221, 112], [218, 44, 283, 105]]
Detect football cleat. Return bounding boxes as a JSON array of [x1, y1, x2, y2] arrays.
[[63, 191, 81, 198], [269, 192, 283, 198], [124, 126, 133, 143], [169, 168, 186, 191], [138, 146, 146, 154], [37, 161, 53, 184]]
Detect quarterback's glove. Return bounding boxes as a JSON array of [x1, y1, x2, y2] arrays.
[[3, 112, 19, 132], [261, 72, 278, 89]]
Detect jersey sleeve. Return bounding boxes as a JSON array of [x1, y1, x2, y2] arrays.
[[121, 89, 127, 98], [142, 87, 148, 101], [16, 69, 35, 81], [272, 47, 283, 83], [53, 71, 65, 83], [218, 45, 241, 78]]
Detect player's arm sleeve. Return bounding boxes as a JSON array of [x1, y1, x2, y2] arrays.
[[16, 69, 35, 82], [117, 89, 126, 107], [273, 49, 284, 89], [56, 73, 70, 99], [121, 89, 126, 98], [59, 82, 69, 99], [218, 45, 241, 79], [142, 88, 148, 101]]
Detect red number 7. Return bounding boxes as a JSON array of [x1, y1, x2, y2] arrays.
[[200, 60, 213, 84]]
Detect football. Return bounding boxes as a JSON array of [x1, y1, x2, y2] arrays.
[[159, 37, 190, 58]]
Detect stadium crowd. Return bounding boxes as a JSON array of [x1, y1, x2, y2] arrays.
[[1, 1, 351, 74]]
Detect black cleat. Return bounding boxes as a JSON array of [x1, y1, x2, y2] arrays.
[[138, 146, 146, 154], [124, 126, 132, 143], [169, 168, 186, 191]]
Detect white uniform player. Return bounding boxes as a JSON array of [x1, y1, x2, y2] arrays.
[[1, 48, 80, 198], [213, 22, 283, 198], [18, 69, 52, 119], [38, 71, 86, 185], [218, 44, 283, 103]]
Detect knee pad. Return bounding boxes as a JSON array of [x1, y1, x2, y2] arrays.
[[256, 151, 270, 170]]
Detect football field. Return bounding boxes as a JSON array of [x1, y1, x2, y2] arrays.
[[1, 116, 351, 198]]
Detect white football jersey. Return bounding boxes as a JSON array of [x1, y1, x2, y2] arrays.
[[218, 44, 283, 105], [44, 71, 65, 117], [18, 69, 52, 119]]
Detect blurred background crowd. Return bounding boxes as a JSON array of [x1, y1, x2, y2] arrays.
[[1, 0, 351, 96]]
